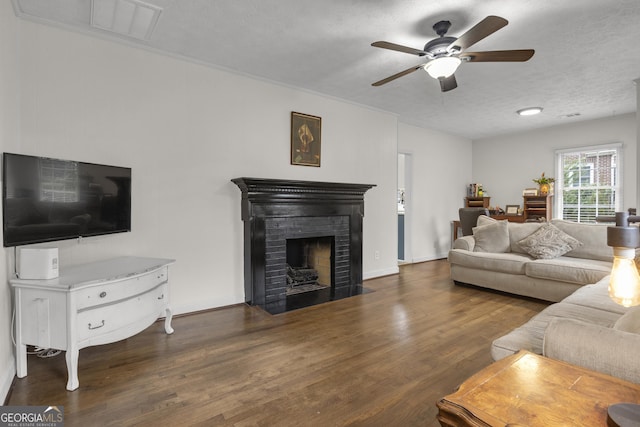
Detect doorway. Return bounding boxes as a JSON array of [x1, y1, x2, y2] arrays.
[[398, 153, 412, 263]]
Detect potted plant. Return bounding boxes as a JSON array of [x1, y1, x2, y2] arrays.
[[533, 172, 555, 195]]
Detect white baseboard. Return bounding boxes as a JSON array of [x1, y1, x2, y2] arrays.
[[1, 356, 16, 404], [363, 266, 399, 280], [409, 253, 449, 264], [171, 296, 245, 316]]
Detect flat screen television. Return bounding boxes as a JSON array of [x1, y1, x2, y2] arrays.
[[2, 153, 131, 247]]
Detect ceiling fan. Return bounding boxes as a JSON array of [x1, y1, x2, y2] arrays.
[[371, 15, 534, 92]]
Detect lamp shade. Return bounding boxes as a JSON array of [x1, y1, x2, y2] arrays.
[[424, 57, 461, 79]]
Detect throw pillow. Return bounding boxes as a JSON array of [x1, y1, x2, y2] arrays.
[[613, 307, 640, 333], [517, 223, 582, 259], [476, 215, 497, 227], [472, 220, 510, 253]]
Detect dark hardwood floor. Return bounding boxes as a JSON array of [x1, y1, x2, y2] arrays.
[[6, 260, 548, 426]]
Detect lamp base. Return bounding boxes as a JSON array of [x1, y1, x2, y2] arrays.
[[607, 403, 640, 427]]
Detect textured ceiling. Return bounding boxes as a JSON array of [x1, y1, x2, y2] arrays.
[[11, 0, 640, 140]]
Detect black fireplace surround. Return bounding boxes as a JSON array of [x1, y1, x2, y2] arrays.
[[232, 178, 375, 313]]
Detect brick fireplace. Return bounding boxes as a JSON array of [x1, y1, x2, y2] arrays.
[[232, 178, 375, 314]]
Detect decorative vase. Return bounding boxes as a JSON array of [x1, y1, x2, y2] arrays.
[[539, 183, 552, 195]]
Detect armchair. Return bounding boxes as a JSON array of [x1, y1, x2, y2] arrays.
[[458, 207, 490, 236]]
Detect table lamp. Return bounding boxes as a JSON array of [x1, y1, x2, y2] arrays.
[[607, 212, 640, 307], [606, 211, 640, 426]]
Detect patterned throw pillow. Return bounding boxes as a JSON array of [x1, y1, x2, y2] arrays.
[[517, 222, 582, 259]]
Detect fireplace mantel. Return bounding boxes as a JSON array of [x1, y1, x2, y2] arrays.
[[232, 178, 375, 313], [232, 178, 376, 219]]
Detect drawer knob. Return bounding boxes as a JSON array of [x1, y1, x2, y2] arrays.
[[99, 291, 107, 298], [88, 320, 105, 330]]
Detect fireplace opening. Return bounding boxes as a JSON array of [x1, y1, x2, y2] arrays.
[[285, 236, 334, 311]]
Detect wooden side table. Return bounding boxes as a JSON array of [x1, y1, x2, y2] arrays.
[[451, 220, 461, 248], [437, 350, 640, 427]]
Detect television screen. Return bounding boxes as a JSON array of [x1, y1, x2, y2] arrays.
[[2, 153, 131, 247]]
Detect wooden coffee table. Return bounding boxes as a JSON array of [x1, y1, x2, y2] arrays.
[[437, 350, 640, 427]]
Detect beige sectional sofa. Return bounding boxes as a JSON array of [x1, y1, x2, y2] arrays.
[[447, 216, 640, 383], [492, 276, 640, 383], [448, 216, 613, 302]]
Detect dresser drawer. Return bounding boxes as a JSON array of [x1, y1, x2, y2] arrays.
[[76, 283, 167, 344], [75, 266, 168, 310]]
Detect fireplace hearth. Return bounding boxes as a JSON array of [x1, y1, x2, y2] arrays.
[[232, 178, 375, 314]]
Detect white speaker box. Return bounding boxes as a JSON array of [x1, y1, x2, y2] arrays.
[[18, 248, 59, 280]]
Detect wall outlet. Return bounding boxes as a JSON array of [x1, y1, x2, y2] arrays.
[[374, 250, 380, 260]]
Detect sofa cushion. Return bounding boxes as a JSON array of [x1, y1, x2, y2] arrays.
[[551, 219, 612, 262], [614, 307, 640, 333], [517, 223, 582, 259], [525, 257, 612, 286], [472, 220, 510, 253], [491, 302, 622, 360], [562, 276, 627, 314], [448, 250, 529, 275], [543, 318, 640, 384]]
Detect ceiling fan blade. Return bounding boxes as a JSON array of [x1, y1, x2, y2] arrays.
[[448, 16, 508, 52], [439, 75, 457, 92], [372, 64, 425, 86], [371, 41, 427, 56], [460, 49, 535, 62]]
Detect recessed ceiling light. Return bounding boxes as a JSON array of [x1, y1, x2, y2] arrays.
[[517, 107, 543, 116]]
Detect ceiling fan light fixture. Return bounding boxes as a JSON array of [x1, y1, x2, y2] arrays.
[[517, 107, 543, 116], [424, 57, 461, 79]]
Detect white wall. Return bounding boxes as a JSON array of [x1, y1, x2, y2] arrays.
[[1, 15, 402, 399], [12, 19, 401, 313], [0, 0, 20, 402], [472, 113, 638, 213], [398, 123, 473, 261]]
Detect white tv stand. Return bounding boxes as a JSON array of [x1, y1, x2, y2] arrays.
[[11, 256, 175, 391]]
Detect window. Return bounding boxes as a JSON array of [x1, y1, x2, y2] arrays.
[[565, 162, 594, 187], [555, 144, 621, 223]]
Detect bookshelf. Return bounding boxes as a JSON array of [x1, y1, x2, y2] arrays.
[[465, 197, 491, 208], [523, 195, 552, 221]]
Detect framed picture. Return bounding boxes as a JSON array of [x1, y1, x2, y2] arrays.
[[291, 112, 321, 167], [505, 205, 520, 215]]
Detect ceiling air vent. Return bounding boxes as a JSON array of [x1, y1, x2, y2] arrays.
[[560, 113, 582, 119], [91, 0, 162, 41]]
